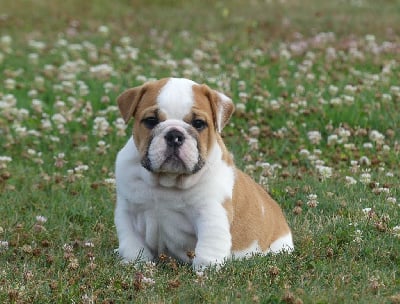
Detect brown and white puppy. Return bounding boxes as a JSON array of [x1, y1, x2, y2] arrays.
[[115, 78, 293, 268]]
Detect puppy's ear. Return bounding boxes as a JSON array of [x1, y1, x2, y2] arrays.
[[117, 86, 146, 123], [200, 85, 235, 132]]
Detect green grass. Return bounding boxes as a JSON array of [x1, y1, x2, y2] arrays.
[[1, 0, 400, 303]]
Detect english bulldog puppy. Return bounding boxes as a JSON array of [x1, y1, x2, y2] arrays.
[[115, 78, 293, 268]]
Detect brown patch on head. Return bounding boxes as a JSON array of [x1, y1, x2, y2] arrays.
[[116, 78, 169, 155], [226, 169, 291, 252], [191, 84, 235, 160], [193, 84, 234, 133]]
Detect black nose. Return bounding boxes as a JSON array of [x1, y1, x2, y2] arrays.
[[165, 129, 185, 147]]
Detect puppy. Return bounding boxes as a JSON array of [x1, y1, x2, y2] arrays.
[[115, 78, 293, 268]]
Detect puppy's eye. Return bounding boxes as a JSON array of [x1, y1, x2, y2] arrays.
[[142, 117, 159, 129], [192, 119, 207, 131]]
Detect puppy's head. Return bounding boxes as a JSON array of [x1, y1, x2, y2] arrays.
[[117, 78, 234, 177]]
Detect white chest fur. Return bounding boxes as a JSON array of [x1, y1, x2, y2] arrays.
[[115, 138, 234, 265]]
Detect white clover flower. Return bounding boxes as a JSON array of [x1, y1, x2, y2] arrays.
[[98, 25, 109, 36], [344, 85, 357, 95], [327, 134, 338, 146], [316, 165, 333, 179], [136, 75, 147, 82], [0, 241, 9, 251], [299, 149, 310, 157], [75, 165, 89, 173], [31, 99, 43, 113], [307, 131, 322, 145], [41, 119, 52, 130], [338, 128, 351, 140], [382, 94, 392, 102], [63, 243, 73, 253], [329, 97, 342, 106], [14, 126, 28, 136], [328, 85, 339, 96], [0, 156, 12, 169], [54, 153, 66, 168], [353, 229, 363, 243], [363, 142, 373, 149], [390, 86, 400, 95], [0, 35, 12, 50], [362, 207, 372, 215], [238, 92, 248, 103], [249, 126, 260, 137], [142, 276, 155, 285], [360, 171, 371, 184], [28, 89, 38, 97], [93, 117, 110, 137], [248, 138, 258, 150], [104, 178, 116, 186], [235, 103, 246, 114], [359, 156, 371, 166], [28, 40, 46, 51], [279, 48, 291, 60], [393, 226, 400, 238], [104, 82, 114, 93], [269, 99, 280, 110], [28, 53, 39, 64], [90, 63, 114, 79], [52, 113, 67, 126], [114, 118, 127, 137], [306, 194, 319, 208], [120, 36, 131, 47], [369, 130, 385, 145], [96, 140, 109, 154], [84, 241, 95, 248], [36, 215, 47, 224], [345, 176, 357, 185], [4, 78, 16, 90], [344, 143, 356, 150], [343, 95, 355, 105]]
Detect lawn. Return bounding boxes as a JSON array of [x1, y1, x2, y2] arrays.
[[0, 0, 399, 303]]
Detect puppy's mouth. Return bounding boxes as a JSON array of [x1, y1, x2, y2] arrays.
[[159, 148, 189, 173], [141, 128, 204, 175]]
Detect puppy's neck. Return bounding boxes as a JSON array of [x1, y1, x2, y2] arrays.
[[155, 172, 202, 189]]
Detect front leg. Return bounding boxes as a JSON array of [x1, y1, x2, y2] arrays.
[[192, 205, 232, 269], [114, 196, 153, 263]]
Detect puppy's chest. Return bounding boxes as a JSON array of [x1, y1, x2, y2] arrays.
[[133, 198, 197, 256]]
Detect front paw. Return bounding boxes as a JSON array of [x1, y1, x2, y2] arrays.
[[192, 255, 225, 271], [117, 244, 153, 264]]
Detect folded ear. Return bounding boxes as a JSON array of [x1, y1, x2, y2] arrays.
[[117, 85, 146, 123], [200, 84, 235, 133]]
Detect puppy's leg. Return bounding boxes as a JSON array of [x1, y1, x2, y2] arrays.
[[115, 197, 153, 263], [192, 206, 231, 269]]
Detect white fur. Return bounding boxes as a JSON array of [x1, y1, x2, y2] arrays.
[[233, 240, 262, 259], [157, 78, 196, 120], [232, 232, 294, 259], [269, 233, 294, 253]]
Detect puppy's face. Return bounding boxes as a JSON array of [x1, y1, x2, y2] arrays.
[[117, 78, 234, 177]]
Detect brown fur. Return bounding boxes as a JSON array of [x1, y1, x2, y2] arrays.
[[218, 139, 290, 252]]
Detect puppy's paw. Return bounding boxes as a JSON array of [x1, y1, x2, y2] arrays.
[[117, 244, 153, 264], [192, 256, 224, 271]]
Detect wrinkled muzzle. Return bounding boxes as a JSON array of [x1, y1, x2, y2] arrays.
[[141, 121, 204, 175]]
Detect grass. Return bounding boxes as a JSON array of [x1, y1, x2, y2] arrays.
[[1, 0, 400, 303]]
